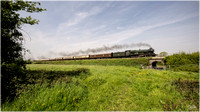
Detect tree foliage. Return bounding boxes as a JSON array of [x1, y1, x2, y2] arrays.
[[159, 51, 168, 57], [1, 0, 46, 103], [1, 0, 45, 64], [164, 52, 199, 65], [164, 52, 199, 72]]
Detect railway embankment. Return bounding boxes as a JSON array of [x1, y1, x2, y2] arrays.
[[34, 51, 199, 73], [33, 57, 152, 68]]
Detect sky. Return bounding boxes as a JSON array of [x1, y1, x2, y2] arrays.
[[20, 1, 199, 60]]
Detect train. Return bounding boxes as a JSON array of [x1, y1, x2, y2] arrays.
[[37, 48, 156, 61]]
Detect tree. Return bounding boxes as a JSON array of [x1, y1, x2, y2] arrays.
[[159, 51, 168, 57], [1, 0, 46, 102]]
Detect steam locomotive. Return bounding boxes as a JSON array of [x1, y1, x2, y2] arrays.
[[37, 48, 156, 61]]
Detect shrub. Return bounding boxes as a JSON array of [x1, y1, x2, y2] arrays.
[[164, 52, 199, 66], [164, 52, 199, 72], [1, 62, 26, 103], [26, 59, 32, 64]]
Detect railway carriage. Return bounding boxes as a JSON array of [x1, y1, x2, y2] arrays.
[[63, 56, 74, 60], [36, 59, 49, 61], [55, 57, 64, 61], [90, 53, 112, 59], [73, 55, 89, 60]]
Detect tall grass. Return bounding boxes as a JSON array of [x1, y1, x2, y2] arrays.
[[2, 83, 88, 111], [2, 64, 199, 111]]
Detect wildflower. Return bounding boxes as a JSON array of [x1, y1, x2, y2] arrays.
[[35, 99, 37, 102], [42, 103, 45, 106]]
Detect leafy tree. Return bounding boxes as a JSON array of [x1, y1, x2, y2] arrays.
[[159, 51, 168, 57], [1, 0, 45, 102]]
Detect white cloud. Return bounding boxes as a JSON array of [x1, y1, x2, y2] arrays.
[[63, 12, 197, 51], [116, 27, 123, 30], [58, 7, 103, 31], [65, 12, 89, 27]]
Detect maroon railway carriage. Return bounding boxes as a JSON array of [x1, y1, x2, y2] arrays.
[[89, 53, 112, 59]]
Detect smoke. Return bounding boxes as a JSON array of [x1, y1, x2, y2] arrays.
[[60, 43, 151, 56]]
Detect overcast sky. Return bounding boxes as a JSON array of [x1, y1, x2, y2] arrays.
[[21, 1, 199, 59]]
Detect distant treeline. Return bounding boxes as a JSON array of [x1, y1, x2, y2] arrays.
[[164, 52, 199, 72]]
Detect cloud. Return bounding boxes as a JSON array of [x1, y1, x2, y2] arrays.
[[65, 12, 89, 27], [69, 12, 197, 49], [58, 7, 103, 31], [116, 27, 123, 30]]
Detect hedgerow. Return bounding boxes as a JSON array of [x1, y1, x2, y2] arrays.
[[164, 52, 199, 72]]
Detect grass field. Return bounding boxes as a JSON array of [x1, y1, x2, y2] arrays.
[[2, 64, 199, 111]]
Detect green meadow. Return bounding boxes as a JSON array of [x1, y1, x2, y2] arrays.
[[2, 63, 199, 111]]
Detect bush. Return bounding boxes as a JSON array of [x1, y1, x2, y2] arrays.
[[164, 52, 199, 72], [26, 59, 32, 64], [1, 62, 26, 103], [164, 52, 199, 65]]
